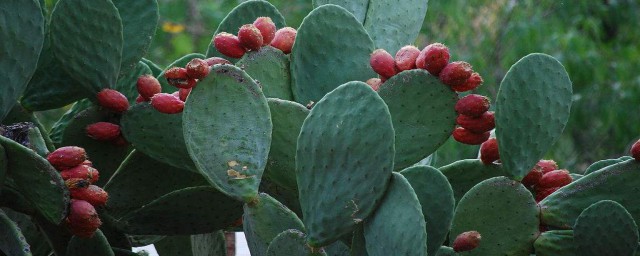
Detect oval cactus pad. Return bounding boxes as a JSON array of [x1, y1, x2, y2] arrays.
[[296, 81, 394, 247], [574, 200, 638, 256]]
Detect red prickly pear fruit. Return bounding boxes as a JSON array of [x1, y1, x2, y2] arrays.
[[366, 78, 383, 91], [179, 88, 192, 102], [96, 89, 129, 113], [416, 43, 450, 75], [135, 94, 146, 103], [60, 164, 99, 184], [85, 122, 121, 141], [456, 111, 495, 133], [535, 159, 558, 174], [270, 27, 296, 54], [395, 45, 420, 71], [452, 231, 481, 252], [82, 160, 92, 167], [253, 17, 276, 45], [370, 49, 398, 78], [538, 169, 572, 189], [238, 24, 264, 51], [136, 75, 162, 99], [631, 139, 640, 161], [521, 168, 544, 188], [214, 32, 247, 58], [451, 72, 483, 92], [65, 178, 91, 189], [455, 94, 490, 117], [440, 61, 473, 87], [47, 146, 87, 171], [67, 199, 102, 238], [479, 138, 499, 164], [535, 186, 560, 202], [185, 58, 210, 80], [165, 67, 197, 89], [452, 127, 490, 145], [70, 185, 109, 207], [205, 57, 231, 66], [151, 93, 185, 114]]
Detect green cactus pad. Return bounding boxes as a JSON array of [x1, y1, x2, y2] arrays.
[[117, 186, 243, 235], [312, 0, 368, 23], [296, 81, 394, 247], [450, 176, 539, 255], [0, 0, 45, 121], [243, 193, 305, 256], [364, 173, 428, 256], [439, 159, 509, 203], [400, 166, 455, 256], [325, 241, 350, 256], [141, 58, 164, 77], [0, 145, 6, 190], [351, 225, 368, 256], [291, 5, 375, 105], [260, 179, 302, 218], [574, 200, 638, 256], [435, 246, 455, 256], [0, 209, 31, 256], [237, 46, 294, 100], [534, 230, 575, 256], [378, 69, 457, 170], [539, 159, 640, 229], [158, 53, 206, 93], [154, 236, 193, 256], [66, 230, 114, 256], [50, 0, 123, 93], [104, 150, 208, 219], [265, 99, 309, 191], [60, 106, 131, 186], [266, 230, 328, 256], [2, 208, 52, 256], [205, 0, 285, 60], [191, 231, 227, 256], [114, 62, 152, 103], [121, 103, 197, 172], [583, 156, 631, 175], [495, 53, 572, 180], [184, 65, 272, 202], [0, 136, 68, 224], [363, 0, 428, 54], [49, 99, 92, 145], [112, 0, 159, 76]]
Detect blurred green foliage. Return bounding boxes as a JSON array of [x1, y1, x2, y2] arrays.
[[38, 0, 640, 172]]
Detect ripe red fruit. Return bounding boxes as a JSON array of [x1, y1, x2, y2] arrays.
[[537, 169, 572, 189], [70, 185, 109, 207], [47, 146, 87, 171], [535, 159, 558, 174], [253, 17, 276, 45], [370, 49, 398, 78], [86, 122, 120, 141], [452, 127, 490, 145], [416, 43, 450, 75], [480, 138, 499, 164], [185, 58, 210, 80], [136, 75, 162, 99], [214, 32, 247, 58], [165, 67, 196, 89], [96, 89, 129, 113], [238, 24, 264, 51], [135, 94, 146, 103], [270, 27, 297, 54], [366, 78, 383, 91], [455, 94, 490, 117], [535, 186, 560, 202], [521, 168, 543, 188], [67, 199, 102, 238], [452, 231, 481, 252], [60, 164, 99, 184], [456, 111, 495, 133], [151, 93, 185, 114], [395, 45, 420, 71], [451, 72, 483, 92], [631, 139, 640, 161], [179, 88, 191, 102], [440, 61, 473, 87], [205, 57, 231, 66]]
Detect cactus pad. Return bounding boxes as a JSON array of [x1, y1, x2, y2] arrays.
[[0, 209, 31, 256], [237, 46, 294, 100], [296, 81, 394, 247], [583, 156, 632, 175], [495, 53, 572, 180], [534, 230, 575, 256], [266, 229, 328, 256], [450, 176, 539, 255], [363, 0, 428, 54], [439, 159, 509, 203], [66, 229, 114, 256], [112, 0, 159, 76], [191, 231, 227, 256], [312, 0, 368, 23], [184, 65, 272, 202], [574, 200, 638, 256]]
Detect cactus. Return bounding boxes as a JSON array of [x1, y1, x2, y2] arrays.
[[4, 0, 639, 255]]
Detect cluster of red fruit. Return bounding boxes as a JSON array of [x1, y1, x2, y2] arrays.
[[214, 17, 297, 58], [453, 94, 494, 145], [85, 89, 131, 146], [520, 160, 572, 202], [366, 43, 483, 92], [46, 146, 108, 238]]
